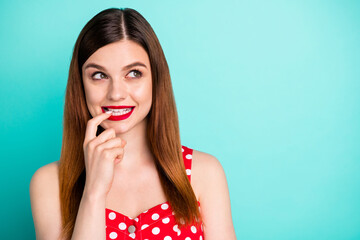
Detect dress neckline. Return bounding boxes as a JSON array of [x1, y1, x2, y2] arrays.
[[105, 200, 200, 220], [105, 200, 170, 220], [105, 145, 195, 220]]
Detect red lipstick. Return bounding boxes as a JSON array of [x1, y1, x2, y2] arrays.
[[101, 106, 135, 121]]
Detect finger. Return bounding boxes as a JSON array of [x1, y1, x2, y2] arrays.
[[95, 137, 126, 152], [95, 128, 127, 148], [95, 127, 117, 144], [84, 112, 112, 146], [102, 147, 125, 163], [86, 128, 116, 152]]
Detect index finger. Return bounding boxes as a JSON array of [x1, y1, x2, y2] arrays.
[[84, 112, 112, 145]]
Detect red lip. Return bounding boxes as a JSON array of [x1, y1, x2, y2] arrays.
[[102, 106, 134, 109], [101, 106, 135, 121]]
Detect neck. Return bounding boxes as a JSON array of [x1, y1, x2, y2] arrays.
[[114, 118, 155, 171]]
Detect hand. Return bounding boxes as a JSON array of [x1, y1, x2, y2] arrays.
[[82, 112, 127, 199]]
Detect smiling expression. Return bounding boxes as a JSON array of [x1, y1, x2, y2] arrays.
[[82, 40, 152, 134]]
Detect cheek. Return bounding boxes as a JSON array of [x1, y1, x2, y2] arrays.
[[84, 85, 105, 105], [132, 81, 152, 105]]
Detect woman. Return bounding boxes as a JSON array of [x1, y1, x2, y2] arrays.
[[30, 7, 236, 240]]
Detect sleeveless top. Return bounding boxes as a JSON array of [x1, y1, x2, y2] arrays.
[[105, 145, 205, 240]]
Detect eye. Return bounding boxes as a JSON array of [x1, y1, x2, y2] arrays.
[[92, 72, 107, 80], [126, 69, 142, 79]]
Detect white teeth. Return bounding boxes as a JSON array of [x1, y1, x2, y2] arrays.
[[105, 108, 132, 116]]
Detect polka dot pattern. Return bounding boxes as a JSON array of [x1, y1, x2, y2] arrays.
[[152, 213, 160, 220], [161, 203, 169, 210], [105, 145, 204, 240], [109, 232, 117, 239], [152, 227, 160, 235], [109, 212, 116, 220], [118, 222, 126, 230], [162, 217, 170, 224]]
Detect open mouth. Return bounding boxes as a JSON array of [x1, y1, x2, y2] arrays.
[[102, 106, 135, 116]]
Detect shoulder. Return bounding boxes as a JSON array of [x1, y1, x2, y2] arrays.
[[191, 149, 226, 200], [30, 160, 62, 239], [31, 160, 60, 180], [30, 161, 60, 194], [192, 149, 223, 173], [191, 149, 237, 239]]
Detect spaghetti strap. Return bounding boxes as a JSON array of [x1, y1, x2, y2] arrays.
[[181, 145, 193, 183]]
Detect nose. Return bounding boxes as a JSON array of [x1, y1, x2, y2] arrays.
[[107, 78, 128, 101]]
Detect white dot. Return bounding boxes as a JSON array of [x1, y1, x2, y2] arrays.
[[109, 232, 118, 239], [173, 224, 179, 232], [186, 169, 191, 175], [185, 238, 191, 240], [186, 154, 192, 159], [161, 203, 169, 210], [108, 212, 116, 220], [152, 227, 160, 235], [134, 217, 139, 222], [200, 236, 203, 240], [129, 233, 135, 239], [162, 217, 170, 224], [152, 213, 160, 220], [177, 229, 181, 236], [191, 225, 197, 233], [141, 224, 149, 230], [182, 148, 184, 152], [164, 236, 172, 240], [143, 210, 148, 213], [118, 222, 126, 230]]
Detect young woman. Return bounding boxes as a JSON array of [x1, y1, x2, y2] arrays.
[[30, 8, 236, 240]]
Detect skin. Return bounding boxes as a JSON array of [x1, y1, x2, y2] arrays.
[[29, 40, 237, 239], [82, 39, 154, 171]]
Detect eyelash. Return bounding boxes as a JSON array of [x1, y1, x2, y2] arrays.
[[91, 69, 143, 80]]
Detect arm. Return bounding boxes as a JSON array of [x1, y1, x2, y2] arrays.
[[70, 189, 106, 240], [30, 162, 107, 240], [192, 150, 237, 240], [30, 161, 62, 240], [29, 113, 125, 240]]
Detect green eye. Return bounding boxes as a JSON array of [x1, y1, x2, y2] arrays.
[[92, 72, 107, 80], [127, 70, 142, 78]]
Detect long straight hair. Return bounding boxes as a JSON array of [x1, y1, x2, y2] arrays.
[[58, 8, 202, 239]]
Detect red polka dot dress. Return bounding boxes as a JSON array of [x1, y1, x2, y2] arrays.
[[105, 145, 205, 240]]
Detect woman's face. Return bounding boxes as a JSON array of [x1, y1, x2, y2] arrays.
[[82, 40, 152, 134]]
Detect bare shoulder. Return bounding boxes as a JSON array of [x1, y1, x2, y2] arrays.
[[192, 149, 223, 173], [30, 160, 62, 240], [191, 149, 237, 240], [191, 149, 226, 200], [30, 160, 60, 193]]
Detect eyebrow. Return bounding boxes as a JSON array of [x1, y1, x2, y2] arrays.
[[84, 61, 147, 71]]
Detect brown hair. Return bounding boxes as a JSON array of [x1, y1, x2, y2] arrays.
[[58, 7, 202, 239]]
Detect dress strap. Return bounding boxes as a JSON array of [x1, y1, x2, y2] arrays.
[[181, 145, 193, 182]]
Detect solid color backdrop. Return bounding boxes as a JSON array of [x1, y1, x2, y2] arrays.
[[0, 0, 359, 239]]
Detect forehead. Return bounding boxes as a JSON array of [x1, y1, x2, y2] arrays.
[[83, 40, 150, 70]]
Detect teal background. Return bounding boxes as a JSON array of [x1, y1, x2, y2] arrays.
[[0, 0, 359, 239]]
